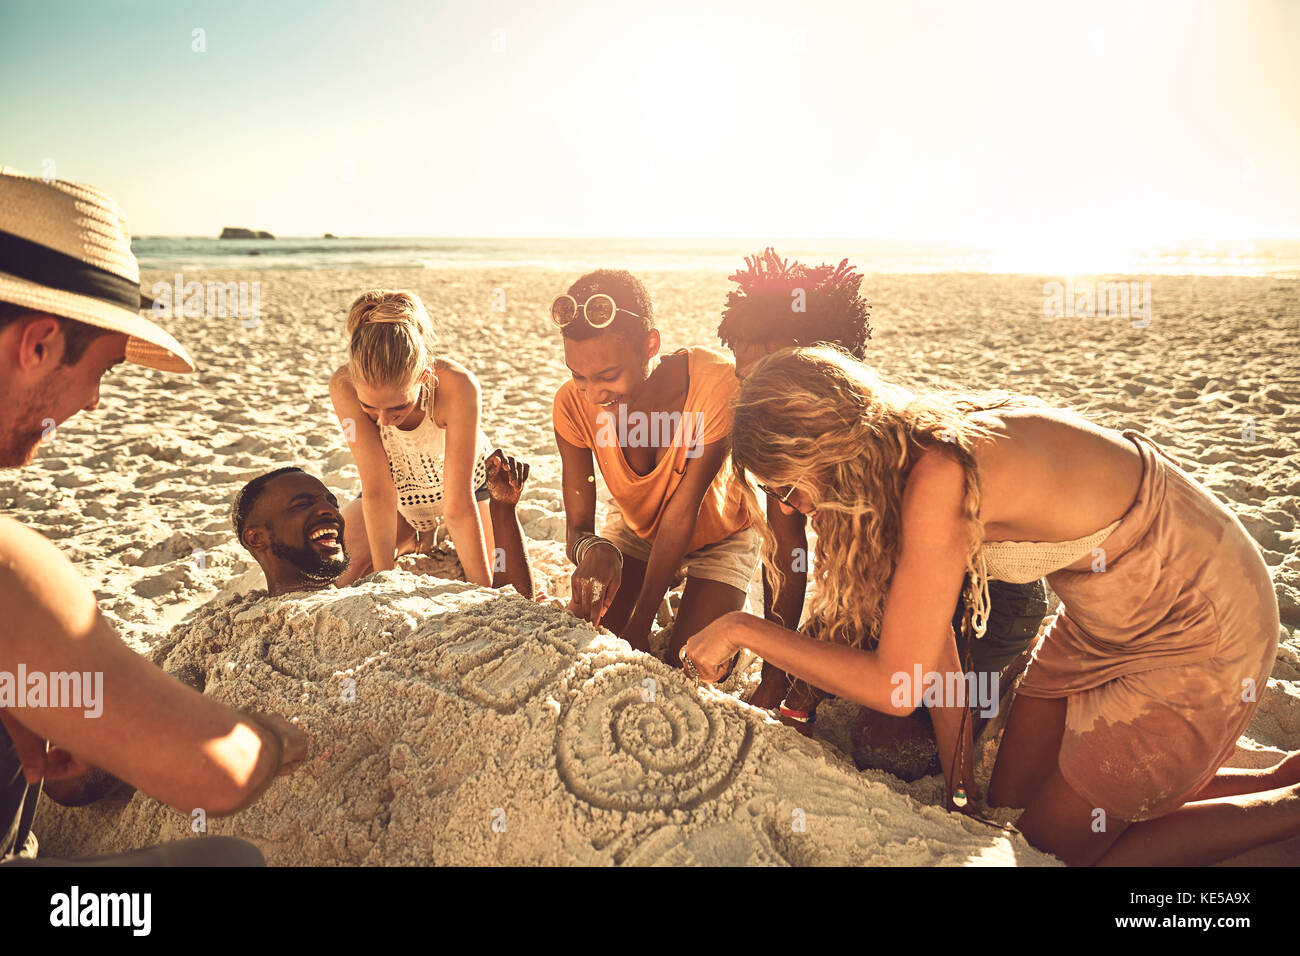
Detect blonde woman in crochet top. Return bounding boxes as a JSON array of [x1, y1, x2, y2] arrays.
[[683, 346, 1293, 867], [378, 384, 494, 533], [329, 290, 497, 589]]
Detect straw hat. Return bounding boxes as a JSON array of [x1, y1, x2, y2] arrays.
[[0, 166, 194, 372]]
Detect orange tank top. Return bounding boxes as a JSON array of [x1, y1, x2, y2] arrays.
[[552, 346, 751, 553]]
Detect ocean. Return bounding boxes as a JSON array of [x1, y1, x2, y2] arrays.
[[131, 236, 1300, 278]]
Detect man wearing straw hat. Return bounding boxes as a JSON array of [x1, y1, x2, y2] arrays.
[[0, 168, 306, 865]]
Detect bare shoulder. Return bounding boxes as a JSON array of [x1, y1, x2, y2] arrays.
[[328, 364, 356, 397], [900, 448, 968, 547], [0, 516, 94, 625], [432, 357, 481, 406], [906, 446, 967, 498], [0, 514, 69, 571]]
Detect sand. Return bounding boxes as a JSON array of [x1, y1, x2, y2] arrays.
[[14, 266, 1300, 864], [30, 571, 1057, 865]]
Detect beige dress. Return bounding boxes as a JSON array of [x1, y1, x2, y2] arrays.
[[970, 429, 1279, 822]]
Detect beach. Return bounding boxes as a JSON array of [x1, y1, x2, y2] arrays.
[[16, 265, 1300, 865]]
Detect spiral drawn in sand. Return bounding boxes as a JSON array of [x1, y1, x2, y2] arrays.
[[556, 663, 753, 812]]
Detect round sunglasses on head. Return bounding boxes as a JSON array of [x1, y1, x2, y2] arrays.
[[551, 293, 642, 329]]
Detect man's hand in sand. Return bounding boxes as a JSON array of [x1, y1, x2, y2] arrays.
[[568, 541, 621, 628], [1, 708, 135, 805], [485, 449, 528, 506], [0, 708, 93, 784], [250, 713, 309, 775]]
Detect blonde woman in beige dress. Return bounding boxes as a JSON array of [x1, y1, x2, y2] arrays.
[[684, 345, 1297, 866]]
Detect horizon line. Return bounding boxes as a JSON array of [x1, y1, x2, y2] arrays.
[[133, 233, 1300, 243]]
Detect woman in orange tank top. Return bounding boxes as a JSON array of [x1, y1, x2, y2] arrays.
[[553, 269, 759, 665]]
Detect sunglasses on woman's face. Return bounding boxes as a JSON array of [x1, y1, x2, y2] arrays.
[[551, 293, 642, 329], [758, 482, 795, 504]]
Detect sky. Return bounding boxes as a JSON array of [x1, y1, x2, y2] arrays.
[[1, 0, 1297, 252]]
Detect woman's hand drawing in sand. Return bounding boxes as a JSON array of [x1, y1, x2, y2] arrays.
[[568, 540, 623, 628]]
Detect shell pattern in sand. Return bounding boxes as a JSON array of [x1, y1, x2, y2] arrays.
[[34, 572, 1058, 866]]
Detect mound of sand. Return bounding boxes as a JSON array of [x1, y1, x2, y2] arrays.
[[32, 572, 1060, 866]]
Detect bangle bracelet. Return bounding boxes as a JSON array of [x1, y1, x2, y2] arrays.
[[574, 534, 621, 570], [597, 538, 623, 571], [571, 532, 598, 565]]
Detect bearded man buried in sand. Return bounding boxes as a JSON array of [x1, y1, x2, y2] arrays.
[[234, 453, 535, 598], [233, 468, 353, 597], [0, 168, 305, 866]]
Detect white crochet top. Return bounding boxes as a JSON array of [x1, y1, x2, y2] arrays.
[[967, 517, 1121, 638], [378, 387, 492, 535]]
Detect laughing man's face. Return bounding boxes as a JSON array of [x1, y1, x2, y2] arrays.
[[253, 473, 350, 583]]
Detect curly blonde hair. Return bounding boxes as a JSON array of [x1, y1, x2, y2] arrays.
[[345, 290, 438, 389], [730, 345, 1046, 651]]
